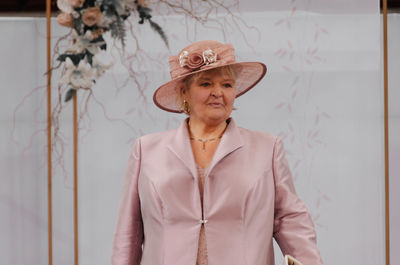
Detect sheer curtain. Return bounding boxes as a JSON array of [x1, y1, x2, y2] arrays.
[[0, 1, 389, 264]]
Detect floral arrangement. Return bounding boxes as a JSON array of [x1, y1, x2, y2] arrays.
[[56, 0, 167, 102]]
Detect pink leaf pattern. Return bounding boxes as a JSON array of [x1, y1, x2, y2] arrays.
[[321, 28, 328, 34], [275, 102, 286, 109], [288, 123, 294, 132], [275, 48, 283, 55], [322, 112, 330, 118], [282, 65, 293, 72], [314, 31, 319, 41], [314, 114, 319, 125], [311, 47, 318, 54], [272, 0, 331, 223], [291, 76, 300, 86], [286, 20, 291, 29], [275, 19, 285, 26], [291, 7, 297, 16], [289, 51, 295, 61]]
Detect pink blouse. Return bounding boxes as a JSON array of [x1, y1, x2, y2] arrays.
[[196, 165, 209, 265]]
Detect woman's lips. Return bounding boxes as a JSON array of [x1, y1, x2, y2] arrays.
[[208, 102, 223, 107]]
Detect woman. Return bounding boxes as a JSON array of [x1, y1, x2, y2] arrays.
[[111, 40, 324, 265]]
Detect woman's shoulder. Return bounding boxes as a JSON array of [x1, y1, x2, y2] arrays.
[[235, 126, 282, 155], [237, 125, 278, 143], [137, 127, 178, 146]]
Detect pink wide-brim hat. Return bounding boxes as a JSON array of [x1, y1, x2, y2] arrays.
[[153, 40, 267, 113]]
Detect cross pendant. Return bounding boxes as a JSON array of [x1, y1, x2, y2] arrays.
[[200, 139, 207, 152]]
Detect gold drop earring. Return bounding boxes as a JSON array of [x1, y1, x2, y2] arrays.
[[183, 100, 190, 115]]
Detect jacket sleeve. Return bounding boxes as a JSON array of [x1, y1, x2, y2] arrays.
[[272, 136, 324, 265], [111, 138, 144, 265]]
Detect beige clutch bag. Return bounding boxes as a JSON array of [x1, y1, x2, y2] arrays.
[[282, 254, 303, 265]]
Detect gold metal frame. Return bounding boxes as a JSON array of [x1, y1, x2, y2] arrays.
[[46, 0, 53, 264], [46, 2, 79, 264], [383, 1, 390, 265]]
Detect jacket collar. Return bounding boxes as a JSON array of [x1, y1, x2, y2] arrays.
[[167, 117, 244, 180]]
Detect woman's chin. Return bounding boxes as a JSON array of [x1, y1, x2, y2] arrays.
[[205, 110, 230, 123]]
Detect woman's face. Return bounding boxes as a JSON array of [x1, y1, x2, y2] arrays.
[[183, 69, 236, 125]]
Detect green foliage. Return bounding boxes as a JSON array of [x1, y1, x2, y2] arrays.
[[73, 17, 84, 35], [64, 88, 76, 102], [149, 19, 169, 49], [110, 16, 127, 47], [85, 50, 94, 65], [100, 0, 125, 19], [137, 5, 169, 48], [57, 53, 86, 66], [138, 6, 152, 24]]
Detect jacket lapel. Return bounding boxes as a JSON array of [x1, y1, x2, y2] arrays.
[[167, 118, 199, 180], [167, 117, 244, 180], [206, 117, 244, 176]]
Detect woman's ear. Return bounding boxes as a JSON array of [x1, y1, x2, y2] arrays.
[[180, 84, 188, 99]]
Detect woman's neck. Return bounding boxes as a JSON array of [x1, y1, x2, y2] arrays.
[[187, 116, 228, 139]]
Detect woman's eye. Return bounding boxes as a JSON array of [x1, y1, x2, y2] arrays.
[[223, 83, 233, 88], [200, 82, 211, 87]]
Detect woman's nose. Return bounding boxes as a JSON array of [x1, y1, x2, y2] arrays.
[[211, 84, 223, 97]]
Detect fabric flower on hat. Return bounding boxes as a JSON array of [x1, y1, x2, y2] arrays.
[[82, 7, 102, 27], [179, 49, 218, 69], [60, 57, 94, 89], [202, 49, 217, 65], [179, 50, 203, 69], [186, 51, 205, 69]]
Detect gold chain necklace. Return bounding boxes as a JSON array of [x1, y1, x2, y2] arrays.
[[188, 122, 227, 152]]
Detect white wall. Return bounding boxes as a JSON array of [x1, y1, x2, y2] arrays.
[[0, 1, 389, 264]]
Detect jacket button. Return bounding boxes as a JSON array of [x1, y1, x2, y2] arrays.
[[199, 219, 208, 224]]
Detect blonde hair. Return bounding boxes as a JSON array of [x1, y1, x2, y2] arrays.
[[177, 65, 239, 114]]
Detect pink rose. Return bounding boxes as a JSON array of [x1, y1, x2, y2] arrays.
[[138, 0, 151, 7], [91, 28, 104, 39], [82, 7, 102, 27], [186, 52, 204, 69], [69, 0, 85, 8], [57, 13, 74, 28]]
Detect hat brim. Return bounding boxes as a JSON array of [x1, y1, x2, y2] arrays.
[[153, 61, 267, 113]]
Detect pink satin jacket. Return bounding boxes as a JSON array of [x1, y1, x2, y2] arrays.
[[111, 117, 324, 265]]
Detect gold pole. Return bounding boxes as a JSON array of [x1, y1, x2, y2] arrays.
[[382, 0, 390, 265], [46, 0, 53, 264], [73, 91, 79, 265]]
